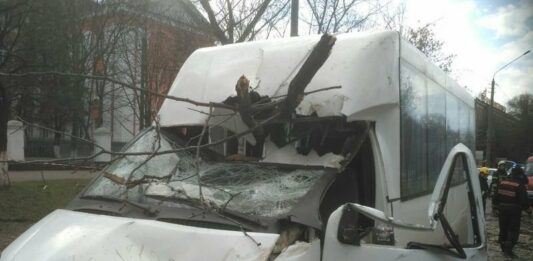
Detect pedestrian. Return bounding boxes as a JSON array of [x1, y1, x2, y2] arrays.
[[490, 160, 507, 216], [494, 166, 529, 257], [478, 167, 489, 214]]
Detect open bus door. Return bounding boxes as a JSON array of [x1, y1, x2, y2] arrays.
[[322, 144, 487, 260]]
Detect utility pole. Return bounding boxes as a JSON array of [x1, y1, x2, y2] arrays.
[[290, 0, 298, 36], [485, 50, 530, 166]]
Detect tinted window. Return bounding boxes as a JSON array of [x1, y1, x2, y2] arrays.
[[446, 92, 459, 152], [400, 63, 472, 198], [463, 109, 474, 153], [400, 63, 428, 196], [427, 81, 447, 189]]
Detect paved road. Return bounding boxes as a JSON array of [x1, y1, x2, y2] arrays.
[[486, 198, 533, 260], [8, 170, 100, 182]]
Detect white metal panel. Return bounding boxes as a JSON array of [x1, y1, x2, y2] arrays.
[[158, 31, 401, 126], [322, 204, 487, 261], [1, 209, 279, 261], [392, 144, 485, 247]]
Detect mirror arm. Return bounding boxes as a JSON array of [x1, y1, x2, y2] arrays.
[[345, 203, 434, 231]]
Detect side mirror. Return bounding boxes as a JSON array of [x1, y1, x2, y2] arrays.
[[337, 204, 371, 245], [337, 203, 433, 246]]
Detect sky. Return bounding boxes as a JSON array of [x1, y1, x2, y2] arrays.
[[403, 0, 532, 106]]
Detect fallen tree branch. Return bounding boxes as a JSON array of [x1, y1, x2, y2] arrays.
[[280, 33, 336, 118], [195, 105, 213, 203], [0, 71, 235, 111]]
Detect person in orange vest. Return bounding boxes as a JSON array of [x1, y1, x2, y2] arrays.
[[494, 166, 529, 257]]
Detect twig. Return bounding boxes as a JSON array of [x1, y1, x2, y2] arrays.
[[14, 115, 107, 152], [9, 161, 100, 170], [184, 110, 239, 147], [249, 85, 341, 113], [0, 71, 236, 111], [222, 191, 243, 211], [195, 105, 214, 204], [1, 112, 281, 165], [187, 108, 236, 117], [123, 117, 163, 201]]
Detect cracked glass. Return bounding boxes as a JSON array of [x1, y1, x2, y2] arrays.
[[84, 128, 326, 217]]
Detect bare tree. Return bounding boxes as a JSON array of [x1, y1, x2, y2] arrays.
[[353, 2, 455, 74], [0, 0, 33, 189], [302, 0, 386, 34], [194, 0, 291, 44], [507, 94, 533, 156], [379, 0, 405, 32], [0, 33, 340, 249], [89, 0, 213, 147], [404, 24, 456, 72]]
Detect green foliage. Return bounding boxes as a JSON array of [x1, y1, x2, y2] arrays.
[[0, 179, 89, 221]]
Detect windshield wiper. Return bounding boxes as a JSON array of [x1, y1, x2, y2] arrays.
[[81, 195, 159, 217], [217, 208, 268, 228], [145, 194, 204, 210], [145, 194, 266, 228]]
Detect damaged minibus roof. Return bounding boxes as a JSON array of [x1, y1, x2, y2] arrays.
[[158, 31, 401, 126]]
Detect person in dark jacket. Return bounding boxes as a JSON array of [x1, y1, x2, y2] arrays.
[[494, 166, 529, 257], [491, 160, 507, 216], [478, 167, 490, 214]]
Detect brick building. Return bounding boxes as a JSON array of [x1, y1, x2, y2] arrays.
[[83, 0, 212, 149]]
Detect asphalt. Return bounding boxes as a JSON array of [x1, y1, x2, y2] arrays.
[[486, 198, 533, 260]]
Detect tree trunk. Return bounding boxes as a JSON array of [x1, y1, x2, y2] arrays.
[[0, 83, 10, 189]]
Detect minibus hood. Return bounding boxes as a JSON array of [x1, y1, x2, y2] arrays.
[[1, 209, 279, 261]]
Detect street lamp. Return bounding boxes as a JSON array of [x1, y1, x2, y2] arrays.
[[485, 50, 530, 166]]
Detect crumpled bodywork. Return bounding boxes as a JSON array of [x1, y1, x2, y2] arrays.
[[158, 31, 400, 127], [273, 240, 320, 261], [0, 210, 280, 261]]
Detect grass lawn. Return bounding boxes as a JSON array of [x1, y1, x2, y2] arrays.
[[0, 179, 89, 251]]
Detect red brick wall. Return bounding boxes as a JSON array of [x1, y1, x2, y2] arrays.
[[145, 21, 212, 113], [83, 11, 213, 120]]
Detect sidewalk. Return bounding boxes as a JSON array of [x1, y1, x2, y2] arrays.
[[8, 170, 99, 183]]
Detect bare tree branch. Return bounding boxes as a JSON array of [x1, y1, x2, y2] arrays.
[[0, 71, 236, 111], [236, 0, 272, 42], [200, 0, 230, 43]]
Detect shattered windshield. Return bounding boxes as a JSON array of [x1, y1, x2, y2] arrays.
[[84, 128, 326, 217]]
